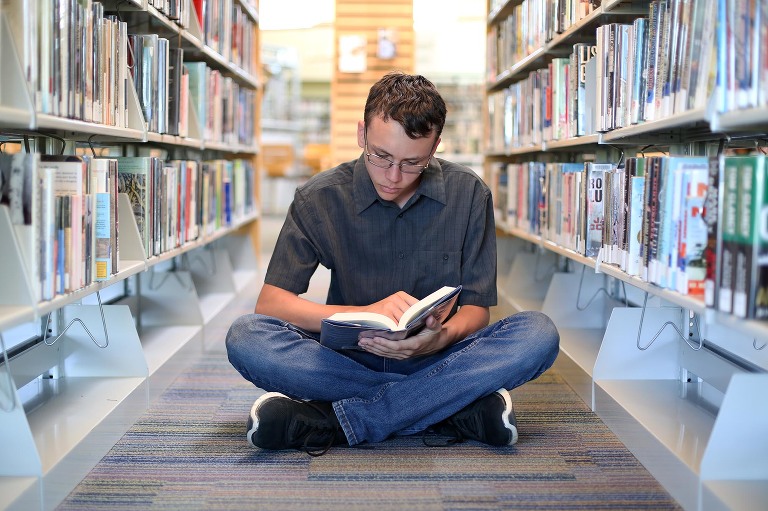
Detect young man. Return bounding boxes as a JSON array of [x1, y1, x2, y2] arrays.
[[226, 72, 559, 455]]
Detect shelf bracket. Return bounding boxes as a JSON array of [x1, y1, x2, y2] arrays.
[[636, 291, 701, 351], [148, 266, 193, 291], [576, 264, 628, 310], [180, 248, 217, 277], [42, 291, 110, 349]]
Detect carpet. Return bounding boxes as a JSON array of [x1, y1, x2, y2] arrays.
[[56, 350, 680, 511]]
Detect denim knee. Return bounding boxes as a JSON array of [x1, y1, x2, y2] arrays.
[[507, 310, 560, 364], [526, 310, 560, 363], [225, 313, 274, 361], [225, 314, 250, 355]]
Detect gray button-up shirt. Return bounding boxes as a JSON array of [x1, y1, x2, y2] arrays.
[[264, 155, 497, 310]]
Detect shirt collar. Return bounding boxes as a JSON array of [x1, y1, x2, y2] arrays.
[[352, 154, 448, 214]]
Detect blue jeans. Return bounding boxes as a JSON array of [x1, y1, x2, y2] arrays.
[[226, 311, 559, 445]]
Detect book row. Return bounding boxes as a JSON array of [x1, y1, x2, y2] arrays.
[[129, 35, 256, 144], [149, 0, 192, 29], [185, 62, 257, 146], [4, 1, 131, 126], [492, 154, 768, 320], [2, 0, 258, 131], [195, 0, 258, 75], [487, 0, 768, 151], [0, 152, 256, 303], [487, 0, 598, 81]]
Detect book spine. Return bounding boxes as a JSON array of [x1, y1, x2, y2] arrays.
[[718, 157, 739, 313], [585, 163, 606, 257], [627, 175, 646, 276], [754, 156, 768, 318], [732, 156, 758, 317], [647, 158, 665, 283], [704, 156, 721, 308], [678, 169, 708, 296]]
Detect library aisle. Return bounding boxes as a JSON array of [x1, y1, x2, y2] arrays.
[[47, 217, 682, 510]]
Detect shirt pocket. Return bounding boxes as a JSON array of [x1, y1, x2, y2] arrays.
[[414, 250, 461, 292]]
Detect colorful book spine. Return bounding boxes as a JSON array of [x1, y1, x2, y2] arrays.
[[704, 156, 721, 307], [718, 157, 739, 313]]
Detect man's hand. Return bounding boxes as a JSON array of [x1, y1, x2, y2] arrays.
[[364, 291, 419, 324], [357, 315, 446, 360]]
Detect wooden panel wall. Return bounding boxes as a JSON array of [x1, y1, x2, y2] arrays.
[[331, 0, 414, 166]]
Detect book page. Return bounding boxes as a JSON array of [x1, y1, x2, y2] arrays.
[[398, 286, 460, 328], [324, 312, 398, 331]]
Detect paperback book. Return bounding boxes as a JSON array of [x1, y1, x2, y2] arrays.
[[320, 285, 462, 351]]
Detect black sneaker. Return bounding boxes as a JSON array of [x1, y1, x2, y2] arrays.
[[246, 392, 348, 456], [430, 389, 518, 447]]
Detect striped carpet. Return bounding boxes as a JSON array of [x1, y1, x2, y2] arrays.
[[56, 350, 681, 510]]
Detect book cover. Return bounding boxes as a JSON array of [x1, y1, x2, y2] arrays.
[[320, 286, 462, 351], [116, 157, 154, 257]]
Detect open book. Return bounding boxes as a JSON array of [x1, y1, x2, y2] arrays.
[[319, 285, 462, 351]]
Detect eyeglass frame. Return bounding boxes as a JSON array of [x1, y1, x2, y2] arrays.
[[363, 127, 438, 175]]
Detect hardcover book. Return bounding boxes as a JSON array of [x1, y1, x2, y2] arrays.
[[320, 285, 462, 351]]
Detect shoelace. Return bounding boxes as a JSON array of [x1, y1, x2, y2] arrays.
[[421, 422, 466, 447], [288, 402, 341, 457]]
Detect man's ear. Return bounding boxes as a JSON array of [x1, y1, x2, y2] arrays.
[[432, 137, 442, 157], [357, 121, 365, 149]]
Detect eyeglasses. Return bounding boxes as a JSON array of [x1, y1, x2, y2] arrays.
[[364, 129, 433, 175]]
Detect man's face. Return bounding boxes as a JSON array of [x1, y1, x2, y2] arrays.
[[357, 116, 439, 207]]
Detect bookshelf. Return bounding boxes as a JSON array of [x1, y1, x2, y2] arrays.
[[0, 1, 261, 509], [486, 1, 768, 510]]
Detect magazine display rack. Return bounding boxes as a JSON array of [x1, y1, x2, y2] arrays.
[[486, 1, 768, 509], [0, 1, 261, 509]]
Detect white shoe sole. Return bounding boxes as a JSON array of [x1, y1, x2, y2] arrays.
[[247, 391, 288, 447], [496, 388, 519, 445]]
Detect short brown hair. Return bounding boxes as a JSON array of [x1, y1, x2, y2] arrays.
[[363, 72, 447, 139]]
